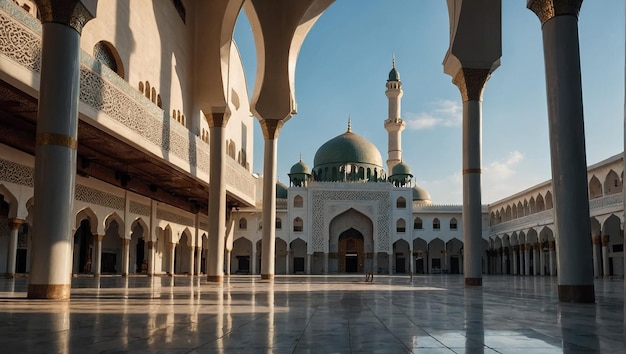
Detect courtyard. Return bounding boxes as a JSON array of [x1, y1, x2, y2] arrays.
[[0, 275, 623, 353]]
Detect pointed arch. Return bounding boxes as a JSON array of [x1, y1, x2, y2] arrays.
[[536, 193, 545, 212], [589, 175, 602, 199], [396, 197, 406, 208], [396, 218, 406, 233], [545, 191, 553, 209], [449, 217, 458, 230], [414, 217, 423, 230], [432, 218, 440, 230], [76, 207, 98, 234], [604, 170, 622, 195]]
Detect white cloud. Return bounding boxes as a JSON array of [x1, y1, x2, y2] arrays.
[[483, 151, 524, 181], [405, 100, 462, 130]]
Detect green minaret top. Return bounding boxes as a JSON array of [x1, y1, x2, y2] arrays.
[[388, 55, 400, 82]]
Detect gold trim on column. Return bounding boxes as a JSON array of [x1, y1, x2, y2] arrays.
[[601, 235, 609, 246], [7, 218, 24, 230], [452, 68, 490, 102], [34, 0, 95, 34], [206, 112, 229, 128], [36, 133, 78, 150], [527, 0, 583, 26], [462, 168, 482, 175], [259, 119, 284, 140]]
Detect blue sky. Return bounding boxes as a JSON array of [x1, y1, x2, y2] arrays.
[[234, 1, 625, 205]]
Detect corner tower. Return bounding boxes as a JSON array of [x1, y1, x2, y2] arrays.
[[384, 56, 406, 172]]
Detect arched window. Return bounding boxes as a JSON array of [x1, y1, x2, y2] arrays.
[[536, 194, 545, 212], [238, 218, 247, 230], [414, 217, 423, 230], [145, 82, 151, 99], [275, 217, 282, 229], [396, 219, 406, 233], [433, 218, 440, 230], [396, 197, 406, 209], [151, 87, 157, 103], [138, 81, 144, 94], [604, 170, 622, 195], [93, 41, 124, 78], [293, 195, 303, 208], [293, 217, 303, 232], [450, 218, 458, 230]]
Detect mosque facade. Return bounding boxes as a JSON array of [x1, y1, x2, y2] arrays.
[[0, 0, 622, 289]]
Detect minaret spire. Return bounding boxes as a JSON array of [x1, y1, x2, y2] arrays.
[[347, 115, 352, 132], [384, 56, 406, 172]]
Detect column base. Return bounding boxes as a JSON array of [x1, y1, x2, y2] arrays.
[[261, 274, 274, 280], [27, 284, 71, 299], [206, 275, 223, 282], [558, 284, 595, 303], [465, 277, 482, 286]]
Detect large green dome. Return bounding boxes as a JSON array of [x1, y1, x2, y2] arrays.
[[314, 130, 383, 169]]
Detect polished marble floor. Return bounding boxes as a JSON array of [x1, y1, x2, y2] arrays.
[[0, 275, 623, 353]]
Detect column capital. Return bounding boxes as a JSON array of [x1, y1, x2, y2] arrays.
[[452, 68, 491, 102], [592, 235, 601, 245], [8, 218, 24, 230], [527, 0, 582, 26], [122, 238, 130, 246], [525, 243, 532, 251], [601, 235, 609, 246], [34, 0, 96, 34], [259, 119, 284, 140], [93, 234, 104, 242], [147, 241, 154, 249], [548, 240, 555, 249], [206, 112, 230, 128]]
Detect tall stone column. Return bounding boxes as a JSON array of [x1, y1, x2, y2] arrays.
[[524, 244, 531, 276], [537, 243, 546, 275], [323, 253, 329, 274], [592, 236, 601, 277], [93, 235, 103, 277], [534, 244, 541, 276], [260, 120, 282, 280], [601, 235, 609, 277], [188, 246, 195, 276], [388, 254, 394, 275], [513, 248, 519, 275], [527, 0, 594, 303], [206, 112, 229, 282], [195, 247, 202, 275], [252, 243, 257, 275], [285, 250, 290, 275], [549, 241, 556, 276], [147, 241, 155, 276], [121, 239, 130, 276], [6, 219, 24, 278], [224, 250, 231, 276], [452, 68, 491, 285], [168, 242, 176, 276], [28, 0, 95, 299], [306, 254, 312, 274]]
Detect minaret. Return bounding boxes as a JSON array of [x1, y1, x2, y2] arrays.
[[385, 55, 405, 172]]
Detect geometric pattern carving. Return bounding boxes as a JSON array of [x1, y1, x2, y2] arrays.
[[156, 208, 193, 227], [225, 160, 255, 200], [129, 201, 150, 217], [0, 159, 34, 187], [311, 190, 389, 252], [0, 9, 41, 73], [75, 184, 124, 211]]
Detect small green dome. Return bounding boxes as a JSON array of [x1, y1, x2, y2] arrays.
[[290, 160, 310, 175], [412, 185, 432, 202], [314, 130, 383, 169], [388, 67, 400, 82], [391, 161, 411, 176], [276, 182, 288, 199]]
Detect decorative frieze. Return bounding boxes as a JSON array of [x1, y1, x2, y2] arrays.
[[0, 159, 34, 187], [129, 201, 151, 217], [157, 208, 193, 227], [75, 184, 124, 210]]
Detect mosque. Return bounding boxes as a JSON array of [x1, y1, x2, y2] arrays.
[[0, 0, 622, 306]]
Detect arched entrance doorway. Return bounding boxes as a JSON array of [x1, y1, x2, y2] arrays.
[[339, 228, 364, 273]]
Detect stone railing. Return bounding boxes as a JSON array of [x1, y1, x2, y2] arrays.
[[0, 0, 256, 205]]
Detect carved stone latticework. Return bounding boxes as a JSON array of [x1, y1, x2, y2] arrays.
[[527, 0, 583, 25], [259, 119, 284, 140], [75, 184, 125, 210], [129, 201, 151, 217], [156, 208, 194, 227], [0, 159, 34, 187], [311, 190, 390, 253], [0, 11, 41, 72], [34, 0, 94, 34], [452, 68, 490, 102]]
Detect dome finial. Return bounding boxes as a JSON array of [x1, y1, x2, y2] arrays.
[[347, 115, 352, 132], [392, 53, 396, 68], [299, 152, 302, 161]]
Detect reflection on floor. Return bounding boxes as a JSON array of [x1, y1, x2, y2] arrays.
[[0, 275, 623, 353]]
